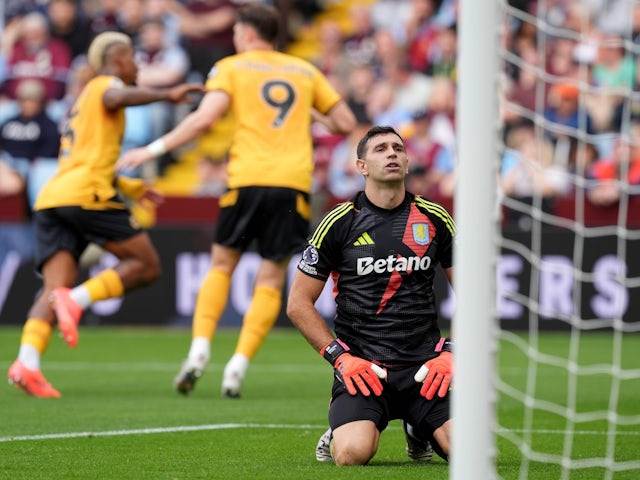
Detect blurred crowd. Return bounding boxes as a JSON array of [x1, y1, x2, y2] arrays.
[[2, 0, 640, 223]]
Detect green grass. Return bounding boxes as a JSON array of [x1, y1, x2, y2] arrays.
[[1, 327, 639, 479]]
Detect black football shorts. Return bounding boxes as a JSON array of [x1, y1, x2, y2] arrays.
[[215, 186, 311, 261], [34, 206, 141, 272], [328, 364, 450, 437]]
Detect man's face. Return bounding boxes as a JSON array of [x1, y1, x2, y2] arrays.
[[358, 132, 409, 182], [118, 44, 139, 85]]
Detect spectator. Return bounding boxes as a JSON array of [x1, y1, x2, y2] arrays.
[[425, 76, 456, 152], [564, 138, 600, 195], [327, 123, 369, 200], [424, 23, 457, 80], [591, 34, 636, 89], [365, 79, 413, 131], [134, 17, 191, 176], [0, 79, 60, 208], [501, 125, 570, 202], [589, 125, 640, 206], [370, 28, 400, 78], [3, 1, 40, 23], [344, 64, 375, 125], [405, 0, 442, 73], [543, 82, 595, 145], [2, 12, 73, 103], [503, 45, 539, 130], [312, 20, 350, 83], [135, 16, 190, 88], [402, 109, 454, 196], [342, 2, 377, 67], [143, 0, 182, 46], [566, 3, 600, 66], [86, 0, 122, 36], [0, 79, 60, 161], [46, 0, 94, 60], [369, 0, 413, 45], [545, 37, 580, 81], [171, 0, 239, 81], [381, 54, 433, 116], [118, 0, 146, 43]]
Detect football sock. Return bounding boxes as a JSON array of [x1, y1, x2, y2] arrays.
[[18, 318, 52, 369], [78, 268, 124, 305], [223, 353, 249, 378], [234, 285, 282, 360], [192, 269, 231, 340], [187, 336, 211, 366]]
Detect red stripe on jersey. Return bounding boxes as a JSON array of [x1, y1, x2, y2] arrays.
[[377, 203, 436, 314], [403, 202, 435, 257], [377, 269, 403, 315]]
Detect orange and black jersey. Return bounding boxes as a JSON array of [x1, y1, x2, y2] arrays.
[[205, 49, 342, 194], [297, 191, 456, 366], [35, 75, 127, 211]]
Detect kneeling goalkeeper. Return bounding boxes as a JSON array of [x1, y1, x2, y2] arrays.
[[287, 126, 455, 466]]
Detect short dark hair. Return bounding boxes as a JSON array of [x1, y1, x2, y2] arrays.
[[356, 125, 404, 159], [237, 2, 280, 44]]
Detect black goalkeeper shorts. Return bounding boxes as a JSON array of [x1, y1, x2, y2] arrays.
[[328, 364, 450, 438]]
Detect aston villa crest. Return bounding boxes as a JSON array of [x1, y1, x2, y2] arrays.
[[412, 223, 430, 245]]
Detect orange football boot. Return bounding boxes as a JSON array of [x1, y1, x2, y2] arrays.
[[8, 360, 61, 398]]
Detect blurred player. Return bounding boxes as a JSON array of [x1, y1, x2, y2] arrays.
[[117, 2, 356, 398], [287, 126, 455, 465], [7, 32, 205, 398]]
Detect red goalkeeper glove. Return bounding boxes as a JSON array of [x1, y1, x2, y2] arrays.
[[320, 339, 387, 396], [415, 337, 454, 400]]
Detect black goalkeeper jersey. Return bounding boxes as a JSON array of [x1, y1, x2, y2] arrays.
[[298, 191, 455, 366]]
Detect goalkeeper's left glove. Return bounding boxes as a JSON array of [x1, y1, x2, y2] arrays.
[[414, 338, 454, 400]]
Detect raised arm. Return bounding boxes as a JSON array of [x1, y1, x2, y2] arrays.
[[115, 89, 229, 171], [102, 83, 205, 110]]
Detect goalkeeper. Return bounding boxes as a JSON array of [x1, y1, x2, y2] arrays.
[[287, 126, 455, 466]]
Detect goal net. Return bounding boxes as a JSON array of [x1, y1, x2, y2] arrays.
[[454, 1, 640, 479]]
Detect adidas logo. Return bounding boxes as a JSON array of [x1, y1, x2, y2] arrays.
[[354, 232, 374, 246]]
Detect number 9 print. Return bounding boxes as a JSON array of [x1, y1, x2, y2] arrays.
[[262, 80, 295, 127]]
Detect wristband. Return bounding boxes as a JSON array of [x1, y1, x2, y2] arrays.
[[146, 138, 166, 157], [435, 337, 454, 353], [320, 338, 350, 366]]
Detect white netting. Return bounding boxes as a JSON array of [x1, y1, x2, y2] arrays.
[[496, 0, 640, 478]]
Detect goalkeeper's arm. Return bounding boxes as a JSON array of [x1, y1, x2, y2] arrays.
[[286, 270, 386, 396]]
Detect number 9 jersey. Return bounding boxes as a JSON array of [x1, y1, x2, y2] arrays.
[[205, 49, 342, 194]]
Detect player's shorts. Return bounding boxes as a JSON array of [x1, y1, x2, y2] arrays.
[[215, 186, 311, 261], [33, 206, 142, 272], [328, 364, 450, 438]]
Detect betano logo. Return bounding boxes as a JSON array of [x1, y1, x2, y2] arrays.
[[356, 255, 432, 275]]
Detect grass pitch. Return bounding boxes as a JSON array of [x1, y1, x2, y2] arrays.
[[1, 326, 638, 479]]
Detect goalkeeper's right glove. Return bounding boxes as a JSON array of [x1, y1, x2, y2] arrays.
[[320, 339, 387, 397]]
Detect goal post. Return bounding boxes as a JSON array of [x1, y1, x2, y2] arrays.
[[454, 1, 640, 478], [452, 1, 500, 479]]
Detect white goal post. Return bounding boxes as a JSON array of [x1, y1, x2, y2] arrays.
[[452, 1, 500, 479], [454, 1, 640, 479]]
